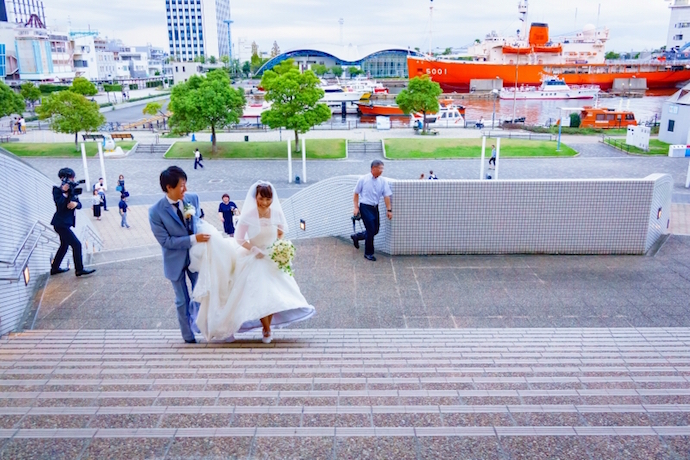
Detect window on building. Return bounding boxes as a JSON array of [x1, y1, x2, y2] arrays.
[[182, 66, 186, 72], [673, 34, 683, 41], [668, 120, 675, 132], [676, 22, 690, 28]]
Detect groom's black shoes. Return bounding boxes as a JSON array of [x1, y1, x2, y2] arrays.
[[364, 254, 376, 262], [351, 234, 359, 249], [76, 268, 96, 277], [50, 268, 69, 276], [185, 338, 197, 344]]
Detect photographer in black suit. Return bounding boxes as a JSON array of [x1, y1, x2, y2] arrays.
[[50, 168, 95, 277]]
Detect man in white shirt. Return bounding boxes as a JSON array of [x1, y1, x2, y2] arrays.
[[94, 178, 108, 211], [352, 159, 392, 261], [194, 148, 204, 169]]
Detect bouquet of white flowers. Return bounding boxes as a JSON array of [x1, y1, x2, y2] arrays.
[[268, 239, 296, 276]]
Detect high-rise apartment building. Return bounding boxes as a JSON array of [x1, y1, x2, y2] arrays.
[[6, 0, 46, 26], [166, 0, 230, 61], [667, 0, 690, 50]]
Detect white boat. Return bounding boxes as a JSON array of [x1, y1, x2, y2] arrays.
[[410, 104, 465, 128], [499, 76, 600, 100], [341, 78, 389, 94], [242, 101, 271, 119], [320, 85, 371, 104]]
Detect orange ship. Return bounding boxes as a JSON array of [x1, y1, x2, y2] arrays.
[[408, 2, 690, 92]]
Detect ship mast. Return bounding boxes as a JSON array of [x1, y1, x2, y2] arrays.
[[513, 0, 528, 121], [429, 0, 434, 57]]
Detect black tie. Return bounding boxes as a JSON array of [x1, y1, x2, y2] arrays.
[[175, 203, 192, 235]]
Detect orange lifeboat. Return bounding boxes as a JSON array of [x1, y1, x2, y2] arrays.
[[579, 107, 637, 129], [533, 44, 562, 53], [502, 45, 532, 54]]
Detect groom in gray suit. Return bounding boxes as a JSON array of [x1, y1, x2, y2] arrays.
[[149, 166, 210, 343]]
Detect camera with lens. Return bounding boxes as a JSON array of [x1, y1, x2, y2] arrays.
[[58, 167, 85, 197]]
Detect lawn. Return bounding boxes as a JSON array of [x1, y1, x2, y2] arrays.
[[384, 138, 578, 159], [165, 139, 346, 160], [3, 142, 137, 157], [603, 138, 669, 155]]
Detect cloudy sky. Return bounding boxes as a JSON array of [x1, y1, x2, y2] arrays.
[[44, 0, 674, 58]]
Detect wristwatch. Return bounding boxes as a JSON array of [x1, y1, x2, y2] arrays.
[[387, 209, 392, 212]]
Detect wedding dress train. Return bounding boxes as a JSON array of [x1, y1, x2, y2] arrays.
[[189, 220, 315, 342]]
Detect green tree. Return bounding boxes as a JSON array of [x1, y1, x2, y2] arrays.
[[331, 65, 343, 77], [20, 82, 41, 108], [347, 66, 363, 77], [221, 55, 230, 68], [442, 47, 453, 55], [168, 70, 245, 154], [395, 75, 442, 133], [605, 51, 620, 60], [209, 55, 217, 64], [250, 53, 263, 74], [312, 64, 328, 76], [0, 82, 26, 118], [260, 59, 331, 152], [69, 77, 98, 96], [143, 102, 166, 117], [37, 90, 106, 149], [569, 112, 581, 128], [242, 61, 251, 75]]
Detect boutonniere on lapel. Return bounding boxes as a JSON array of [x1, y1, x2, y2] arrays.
[[182, 202, 195, 233]]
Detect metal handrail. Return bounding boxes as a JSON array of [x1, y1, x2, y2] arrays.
[[80, 224, 104, 253], [0, 221, 58, 266], [0, 221, 59, 282]]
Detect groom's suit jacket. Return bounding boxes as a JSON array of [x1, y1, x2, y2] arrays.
[[149, 193, 201, 281]]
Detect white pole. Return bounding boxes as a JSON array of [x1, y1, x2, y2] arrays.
[[495, 138, 501, 180], [685, 160, 690, 189], [301, 137, 307, 184], [97, 142, 107, 189], [480, 136, 486, 180], [287, 139, 292, 183], [80, 143, 90, 193]]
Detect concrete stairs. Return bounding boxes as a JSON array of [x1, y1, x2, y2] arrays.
[[0, 328, 689, 458], [132, 143, 172, 158], [347, 141, 383, 161]]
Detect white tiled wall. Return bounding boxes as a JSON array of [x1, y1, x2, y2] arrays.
[[284, 175, 673, 256]]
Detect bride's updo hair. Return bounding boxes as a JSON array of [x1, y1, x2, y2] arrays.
[[256, 184, 273, 199]]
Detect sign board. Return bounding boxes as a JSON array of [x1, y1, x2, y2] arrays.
[[376, 116, 391, 130], [626, 125, 651, 151]]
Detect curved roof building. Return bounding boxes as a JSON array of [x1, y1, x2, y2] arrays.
[[257, 44, 423, 77]]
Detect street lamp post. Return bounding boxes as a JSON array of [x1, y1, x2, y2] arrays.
[[491, 89, 498, 129]]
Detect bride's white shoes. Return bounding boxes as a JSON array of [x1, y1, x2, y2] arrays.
[[262, 330, 273, 344]]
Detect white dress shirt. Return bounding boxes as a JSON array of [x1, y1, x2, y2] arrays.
[[354, 173, 392, 207]]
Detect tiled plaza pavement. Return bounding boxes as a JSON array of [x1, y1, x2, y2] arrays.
[[1, 329, 690, 459], [25, 234, 690, 331]]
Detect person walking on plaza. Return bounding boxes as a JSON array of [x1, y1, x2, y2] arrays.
[[94, 178, 108, 211], [489, 144, 496, 169], [352, 159, 392, 262], [92, 190, 102, 221], [218, 193, 239, 236], [116, 175, 126, 194], [119, 192, 131, 228], [419, 173, 425, 180], [194, 148, 204, 169], [428, 170, 438, 180], [50, 168, 95, 277]]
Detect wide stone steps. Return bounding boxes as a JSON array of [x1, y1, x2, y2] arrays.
[[0, 329, 689, 458]]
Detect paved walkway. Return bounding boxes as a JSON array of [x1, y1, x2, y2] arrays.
[[24, 233, 690, 331]]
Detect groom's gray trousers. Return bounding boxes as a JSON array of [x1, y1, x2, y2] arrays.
[[170, 268, 198, 342]]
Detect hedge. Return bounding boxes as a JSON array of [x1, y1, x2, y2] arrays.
[[39, 84, 69, 94], [129, 84, 138, 90], [103, 84, 123, 92]]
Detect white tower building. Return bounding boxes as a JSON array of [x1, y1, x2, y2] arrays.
[[667, 0, 690, 50], [166, 0, 230, 62], [7, 0, 46, 26]]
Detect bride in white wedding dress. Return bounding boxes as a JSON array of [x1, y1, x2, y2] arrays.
[[189, 181, 315, 343]]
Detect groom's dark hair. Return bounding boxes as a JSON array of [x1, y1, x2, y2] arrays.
[[160, 166, 187, 192]]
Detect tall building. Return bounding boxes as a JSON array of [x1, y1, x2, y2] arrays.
[[667, 0, 690, 51], [7, 0, 46, 26], [166, 0, 230, 62]]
